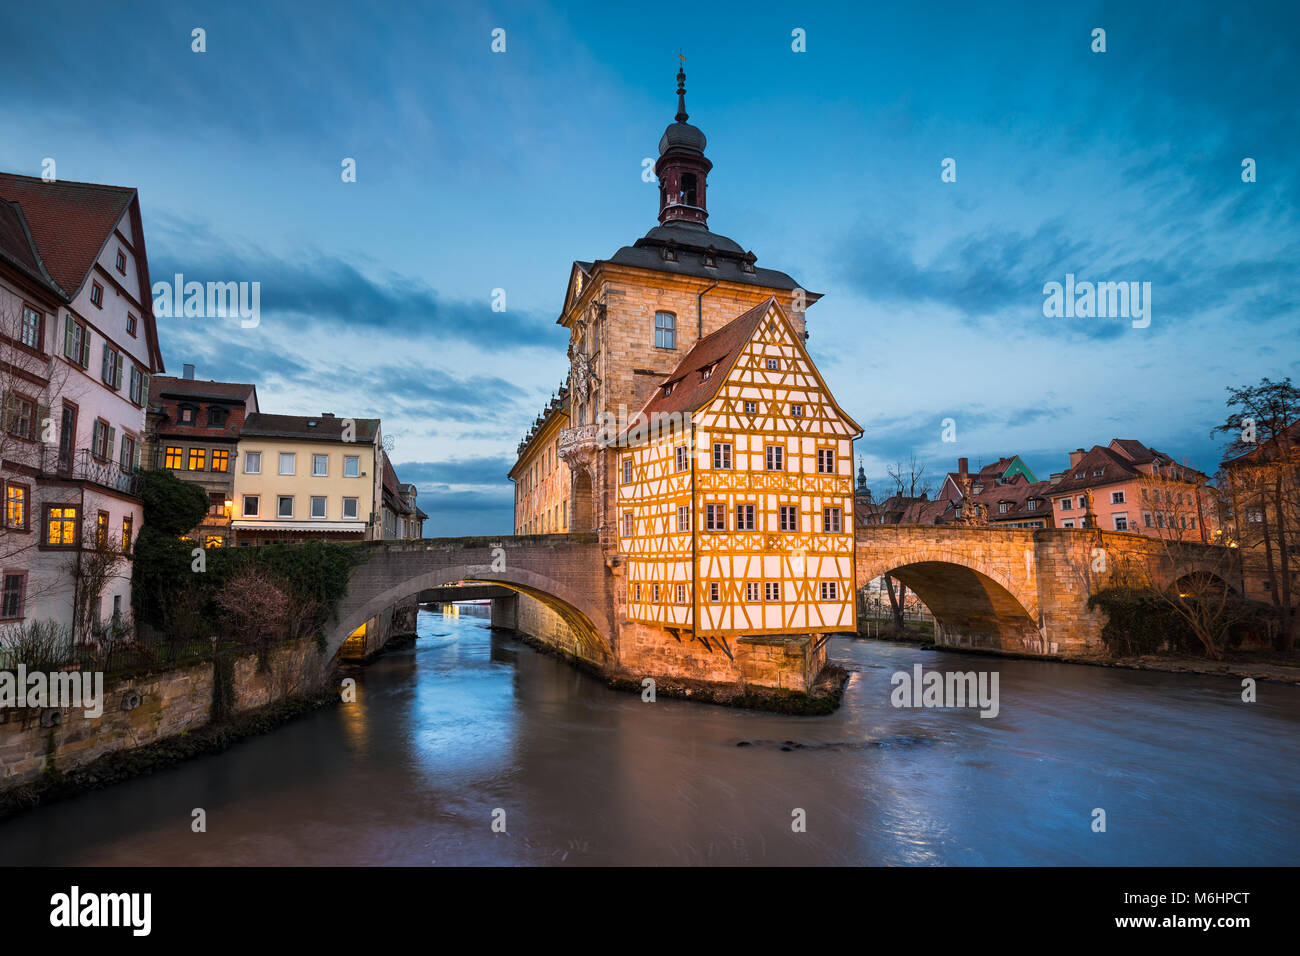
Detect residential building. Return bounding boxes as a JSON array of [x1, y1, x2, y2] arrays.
[[381, 459, 426, 539], [1, 172, 164, 636], [231, 413, 385, 544], [616, 297, 862, 636], [938, 455, 1038, 501], [143, 365, 258, 547], [1047, 439, 1214, 539], [1219, 419, 1299, 602], [510, 385, 570, 534], [940, 457, 1055, 529]]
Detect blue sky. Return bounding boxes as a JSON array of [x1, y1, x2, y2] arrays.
[[2, 0, 1296, 533]]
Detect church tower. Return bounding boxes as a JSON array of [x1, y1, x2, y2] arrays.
[[515, 67, 825, 549]]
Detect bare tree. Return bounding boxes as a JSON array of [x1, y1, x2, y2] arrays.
[[887, 453, 932, 499]]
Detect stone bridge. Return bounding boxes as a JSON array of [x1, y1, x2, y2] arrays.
[[328, 526, 1239, 688], [327, 534, 613, 663]]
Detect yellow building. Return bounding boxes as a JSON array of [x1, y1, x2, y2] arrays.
[[510, 387, 571, 535], [617, 298, 862, 637], [231, 413, 385, 544]]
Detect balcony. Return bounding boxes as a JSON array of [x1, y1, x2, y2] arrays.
[[557, 423, 605, 465], [41, 446, 144, 498]]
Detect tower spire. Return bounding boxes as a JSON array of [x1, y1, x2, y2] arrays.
[[675, 56, 688, 123]]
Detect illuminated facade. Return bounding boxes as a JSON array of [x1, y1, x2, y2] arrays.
[[617, 298, 861, 637]]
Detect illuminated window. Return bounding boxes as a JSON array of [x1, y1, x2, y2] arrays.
[[5, 483, 28, 529], [96, 511, 109, 550], [188, 448, 206, 471], [122, 515, 133, 554], [205, 536, 224, 548], [211, 449, 230, 472], [165, 446, 183, 469], [46, 506, 78, 546]]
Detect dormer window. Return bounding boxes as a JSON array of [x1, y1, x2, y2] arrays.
[[701, 365, 713, 381], [179, 404, 196, 424], [662, 240, 678, 262], [663, 382, 675, 396], [701, 245, 716, 268], [999, 502, 1010, 514], [1093, 468, 1104, 477], [208, 406, 229, 427], [741, 252, 756, 275], [1074, 472, 1084, 480], [1027, 499, 1038, 511], [973, 484, 984, 495]]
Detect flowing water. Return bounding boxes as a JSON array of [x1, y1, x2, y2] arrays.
[[1, 608, 1296, 866]]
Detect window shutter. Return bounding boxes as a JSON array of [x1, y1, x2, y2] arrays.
[[114, 355, 123, 390], [81, 332, 90, 368], [101, 345, 111, 383], [0, 391, 11, 431], [106, 426, 115, 462], [134, 441, 141, 470], [64, 316, 75, 359], [141, 373, 151, 407], [92, 419, 102, 455], [36, 404, 50, 442]]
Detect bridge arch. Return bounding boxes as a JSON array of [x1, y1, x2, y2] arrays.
[[857, 548, 1045, 654], [325, 538, 613, 664]]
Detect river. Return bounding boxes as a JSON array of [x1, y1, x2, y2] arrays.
[[1, 608, 1296, 866]]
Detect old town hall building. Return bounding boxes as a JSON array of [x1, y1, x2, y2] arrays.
[[511, 70, 861, 668]]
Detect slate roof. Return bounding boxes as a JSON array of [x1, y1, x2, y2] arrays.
[[595, 220, 811, 293]]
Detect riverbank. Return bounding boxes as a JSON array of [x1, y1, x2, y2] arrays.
[[0, 689, 340, 823], [853, 631, 1300, 685]]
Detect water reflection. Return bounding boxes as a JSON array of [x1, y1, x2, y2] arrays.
[[0, 608, 1296, 866]]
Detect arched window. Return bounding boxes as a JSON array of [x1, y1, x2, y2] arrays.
[[655, 311, 676, 349]]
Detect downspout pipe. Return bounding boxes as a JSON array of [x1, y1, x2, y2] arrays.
[[697, 279, 718, 339]]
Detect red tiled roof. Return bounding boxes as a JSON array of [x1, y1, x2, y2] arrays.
[[241, 413, 379, 443], [623, 297, 775, 436], [0, 200, 61, 295], [149, 375, 259, 440], [0, 173, 135, 298]]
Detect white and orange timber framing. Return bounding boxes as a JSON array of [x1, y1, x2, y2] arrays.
[[616, 298, 863, 639]]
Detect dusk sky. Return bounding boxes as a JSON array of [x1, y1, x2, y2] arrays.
[[3, 0, 1295, 535]]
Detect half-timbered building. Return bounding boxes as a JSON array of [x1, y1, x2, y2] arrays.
[[617, 297, 862, 639]]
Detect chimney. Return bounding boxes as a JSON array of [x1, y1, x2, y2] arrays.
[[1068, 448, 1086, 468], [322, 412, 335, 418], [182, 363, 195, 380], [958, 457, 969, 478]]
